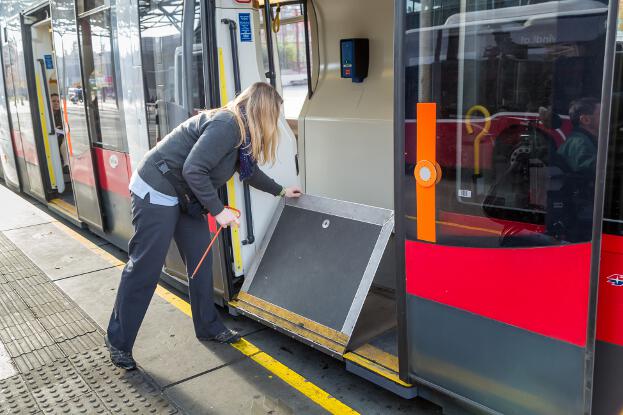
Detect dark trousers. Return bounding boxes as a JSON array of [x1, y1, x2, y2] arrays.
[[107, 193, 226, 352]]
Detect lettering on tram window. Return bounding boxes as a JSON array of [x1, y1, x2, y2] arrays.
[[138, 0, 205, 148], [403, 0, 610, 247]]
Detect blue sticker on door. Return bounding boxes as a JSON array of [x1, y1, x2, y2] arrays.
[[239, 13, 252, 42], [44, 54, 53, 69]]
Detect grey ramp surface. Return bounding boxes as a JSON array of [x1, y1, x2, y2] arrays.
[[248, 206, 380, 331]]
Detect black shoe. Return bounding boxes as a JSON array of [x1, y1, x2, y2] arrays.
[[105, 336, 137, 370], [198, 329, 241, 344]]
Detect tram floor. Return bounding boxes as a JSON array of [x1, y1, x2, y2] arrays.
[[0, 183, 442, 415]]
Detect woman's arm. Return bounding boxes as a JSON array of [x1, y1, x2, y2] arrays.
[[244, 166, 283, 196], [182, 119, 238, 216]]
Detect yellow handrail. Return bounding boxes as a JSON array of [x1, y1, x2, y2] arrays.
[[465, 105, 491, 176]]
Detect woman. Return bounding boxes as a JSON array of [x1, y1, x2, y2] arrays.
[[106, 82, 301, 370]]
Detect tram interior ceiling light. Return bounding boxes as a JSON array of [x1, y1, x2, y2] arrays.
[[340, 38, 369, 83]]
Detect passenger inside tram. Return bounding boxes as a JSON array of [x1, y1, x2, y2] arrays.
[[555, 97, 600, 242], [50, 92, 69, 179]]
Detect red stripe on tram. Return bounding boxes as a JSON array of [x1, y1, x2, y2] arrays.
[[405, 240, 592, 347]]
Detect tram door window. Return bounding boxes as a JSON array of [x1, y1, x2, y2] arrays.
[[404, 0, 609, 247], [138, 0, 208, 283], [139, 0, 205, 149], [77, 4, 125, 152], [604, 43, 623, 236], [259, 3, 310, 120], [2, 18, 46, 200]]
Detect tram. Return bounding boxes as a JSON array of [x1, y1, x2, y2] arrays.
[[0, 0, 621, 413]]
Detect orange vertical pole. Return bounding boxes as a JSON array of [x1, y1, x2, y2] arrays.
[[416, 103, 437, 243]]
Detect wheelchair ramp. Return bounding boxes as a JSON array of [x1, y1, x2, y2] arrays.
[[231, 195, 394, 357]]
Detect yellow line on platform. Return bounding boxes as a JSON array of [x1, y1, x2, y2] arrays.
[[57, 221, 359, 415]]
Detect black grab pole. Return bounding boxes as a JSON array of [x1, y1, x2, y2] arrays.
[[222, 18, 255, 245], [263, 1, 277, 87]]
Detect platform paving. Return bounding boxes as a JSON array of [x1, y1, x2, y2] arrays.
[[0, 185, 443, 414], [0, 232, 177, 414]]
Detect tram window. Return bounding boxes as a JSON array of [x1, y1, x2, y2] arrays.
[[78, 9, 125, 151], [403, 0, 609, 247], [604, 46, 623, 236], [260, 4, 310, 119], [139, 0, 205, 148], [77, 0, 106, 15]]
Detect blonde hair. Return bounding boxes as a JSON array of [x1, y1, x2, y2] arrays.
[[205, 82, 283, 165]]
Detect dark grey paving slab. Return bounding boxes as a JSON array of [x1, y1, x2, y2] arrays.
[[0, 374, 40, 414], [23, 359, 91, 408], [43, 392, 109, 415], [165, 358, 328, 415], [70, 346, 177, 414], [244, 329, 441, 415], [3, 224, 115, 281]]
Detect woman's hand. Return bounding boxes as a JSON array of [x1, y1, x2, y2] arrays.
[[284, 186, 302, 198], [215, 208, 240, 228]]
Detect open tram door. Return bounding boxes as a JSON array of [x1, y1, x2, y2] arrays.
[[20, 4, 76, 217], [212, 0, 412, 398], [48, 0, 106, 232]]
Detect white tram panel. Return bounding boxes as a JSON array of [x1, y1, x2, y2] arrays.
[[215, 0, 299, 276]]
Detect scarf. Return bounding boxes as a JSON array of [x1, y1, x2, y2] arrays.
[[238, 107, 257, 181]]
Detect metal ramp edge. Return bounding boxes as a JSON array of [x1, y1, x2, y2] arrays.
[[231, 292, 349, 356]]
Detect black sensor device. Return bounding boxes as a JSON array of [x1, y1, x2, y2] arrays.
[[340, 38, 369, 83]]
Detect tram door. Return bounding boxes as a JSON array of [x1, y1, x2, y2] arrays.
[[592, 39, 623, 415], [48, 0, 105, 231], [212, 1, 299, 282], [1, 16, 46, 201], [398, 1, 614, 414], [136, 0, 231, 298], [22, 7, 74, 213], [0, 40, 20, 191]]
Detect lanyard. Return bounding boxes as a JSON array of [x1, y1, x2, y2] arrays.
[[190, 206, 241, 279]]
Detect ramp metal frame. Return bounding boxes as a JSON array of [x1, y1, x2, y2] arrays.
[[236, 194, 394, 356]]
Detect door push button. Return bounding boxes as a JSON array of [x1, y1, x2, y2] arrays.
[[415, 160, 442, 187]]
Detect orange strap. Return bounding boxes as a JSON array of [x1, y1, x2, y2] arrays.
[[190, 206, 241, 279], [62, 98, 73, 156], [415, 103, 437, 243]]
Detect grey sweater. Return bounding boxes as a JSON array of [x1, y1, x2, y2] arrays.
[[136, 110, 283, 216]]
